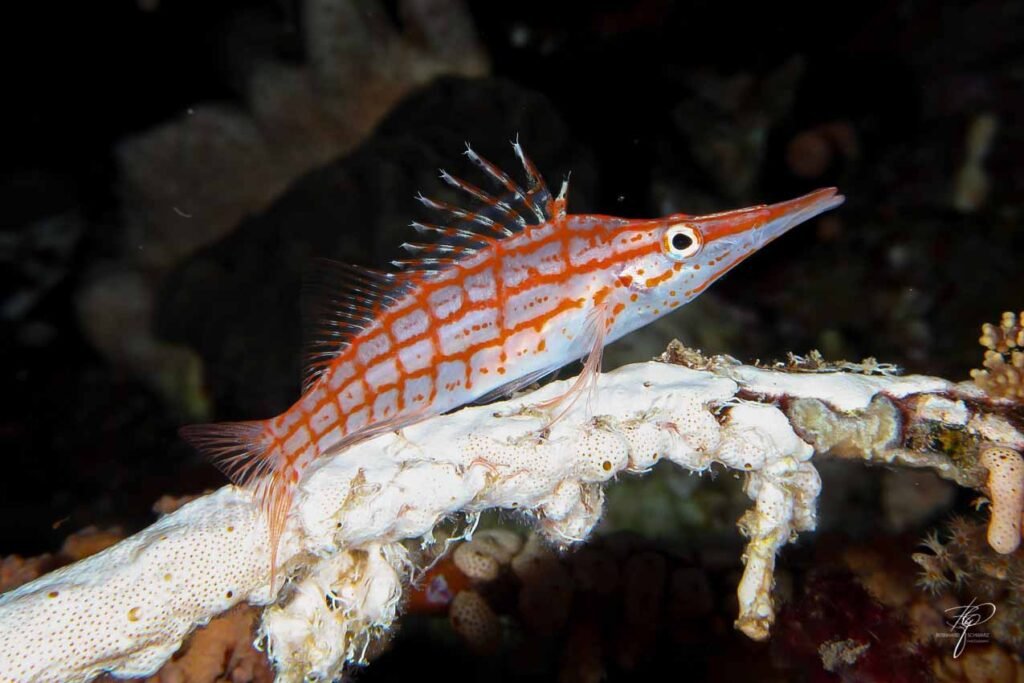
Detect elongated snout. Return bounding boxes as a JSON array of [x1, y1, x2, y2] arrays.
[[698, 187, 845, 246]]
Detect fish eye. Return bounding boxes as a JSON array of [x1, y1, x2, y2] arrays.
[[663, 224, 702, 260], [672, 232, 693, 251]]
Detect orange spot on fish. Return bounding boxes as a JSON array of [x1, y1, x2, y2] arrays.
[[497, 367, 506, 375], [537, 339, 547, 352], [644, 270, 673, 288]]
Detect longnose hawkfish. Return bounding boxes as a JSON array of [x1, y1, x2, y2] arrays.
[[181, 141, 844, 579]]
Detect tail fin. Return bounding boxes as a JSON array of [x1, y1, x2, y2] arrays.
[[179, 420, 292, 583]]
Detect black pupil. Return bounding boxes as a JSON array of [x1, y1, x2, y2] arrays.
[[671, 232, 693, 251]]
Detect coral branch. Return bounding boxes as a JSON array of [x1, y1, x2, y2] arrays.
[[1, 352, 1021, 682]]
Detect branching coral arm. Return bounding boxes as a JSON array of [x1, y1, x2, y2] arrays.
[[1, 353, 1020, 683]]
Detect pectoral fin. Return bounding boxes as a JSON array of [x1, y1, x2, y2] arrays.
[[536, 302, 609, 428]]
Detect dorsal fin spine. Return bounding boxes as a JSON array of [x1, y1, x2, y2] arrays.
[[464, 144, 529, 204], [460, 145, 532, 228], [303, 141, 564, 388], [511, 138, 550, 222], [400, 242, 474, 256], [300, 260, 414, 391], [391, 257, 456, 269], [439, 169, 522, 233], [411, 221, 497, 244], [415, 195, 502, 231]]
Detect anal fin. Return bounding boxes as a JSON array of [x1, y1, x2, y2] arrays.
[[179, 418, 292, 585]]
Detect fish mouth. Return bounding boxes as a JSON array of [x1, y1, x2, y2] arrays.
[[698, 187, 845, 247], [682, 187, 845, 295], [756, 187, 845, 244]]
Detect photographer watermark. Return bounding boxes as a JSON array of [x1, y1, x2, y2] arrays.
[[934, 598, 997, 658]]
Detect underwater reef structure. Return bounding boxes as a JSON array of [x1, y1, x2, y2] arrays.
[[1, 334, 1023, 682]]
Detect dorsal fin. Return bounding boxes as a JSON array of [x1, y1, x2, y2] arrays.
[[301, 259, 413, 392], [301, 141, 566, 389], [392, 139, 561, 271], [511, 138, 557, 221]]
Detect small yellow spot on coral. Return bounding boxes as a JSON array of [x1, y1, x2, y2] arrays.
[[128, 607, 141, 622], [47, 591, 59, 599]]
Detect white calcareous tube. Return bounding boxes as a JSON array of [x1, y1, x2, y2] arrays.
[[0, 356, 1018, 682], [979, 446, 1024, 553]]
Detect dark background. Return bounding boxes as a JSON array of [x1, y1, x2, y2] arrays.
[[1, 0, 1022, 679]]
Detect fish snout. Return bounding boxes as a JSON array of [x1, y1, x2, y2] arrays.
[[695, 187, 845, 247]]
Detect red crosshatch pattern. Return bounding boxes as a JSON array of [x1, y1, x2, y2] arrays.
[[181, 141, 844, 579]]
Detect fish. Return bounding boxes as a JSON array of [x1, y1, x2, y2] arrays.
[[180, 140, 844, 580]]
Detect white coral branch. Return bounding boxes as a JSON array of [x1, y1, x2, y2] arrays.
[[1, 356, 1019, 682]]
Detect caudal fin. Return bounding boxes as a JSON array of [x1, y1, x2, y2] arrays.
[[179, 420, 292, 582]]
